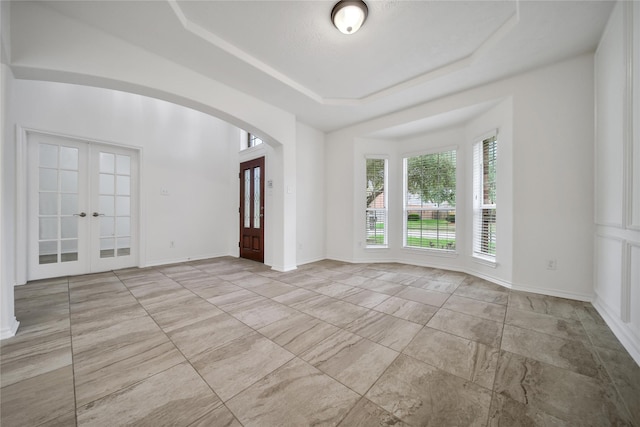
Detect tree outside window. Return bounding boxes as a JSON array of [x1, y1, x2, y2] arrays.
[[404, 150, 457, 250]]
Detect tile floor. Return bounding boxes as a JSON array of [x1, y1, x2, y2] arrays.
[[1, 257, 639, 426]]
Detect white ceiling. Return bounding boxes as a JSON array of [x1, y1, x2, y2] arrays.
[[178, 0, 517, 100], [30, 0, 614, 135]]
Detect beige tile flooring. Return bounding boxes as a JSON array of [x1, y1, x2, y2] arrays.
[[1, 257, 639, 426]]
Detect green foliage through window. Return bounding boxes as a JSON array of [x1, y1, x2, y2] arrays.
[[406, 151, 456, 207], [404, 150, 456, 251]]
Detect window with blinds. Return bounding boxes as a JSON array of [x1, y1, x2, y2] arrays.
[[473, 135, 497, 259], [366, 158, 387, 247], [403, 149, 456, 251]]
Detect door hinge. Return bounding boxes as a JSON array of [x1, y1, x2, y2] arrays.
[[238, 242, 240, 247]]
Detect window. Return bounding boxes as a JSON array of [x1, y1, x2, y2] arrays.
[[403, 149, 456, 251], [366, 158, 387, 247], [473, 134, 497, 259], [248, 134, 263, 148]]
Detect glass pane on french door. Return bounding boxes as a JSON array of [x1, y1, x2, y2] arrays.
[[28, 133, 138, 280], [38, 143, 80, 264], [91, 145, 137, 271], [97, 152, 132, 258], [37, 143, 81, 264], [28, 133, 89, 280]]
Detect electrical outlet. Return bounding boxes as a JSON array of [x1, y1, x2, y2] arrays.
[[161, 188, 169, 196], [546, 259, 557, 270]]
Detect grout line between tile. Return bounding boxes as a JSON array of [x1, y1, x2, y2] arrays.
[[66, 275, 80, 427], [13, 259, 637, 427]]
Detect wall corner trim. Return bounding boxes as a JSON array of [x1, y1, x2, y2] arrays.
[[270, 264, 298, 273], [0, 318, 20, 340]]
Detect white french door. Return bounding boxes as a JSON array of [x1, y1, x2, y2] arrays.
[[27, 132, 138, 280]]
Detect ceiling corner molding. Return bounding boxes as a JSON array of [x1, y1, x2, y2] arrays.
[[167, 0, 324, 104], [167, 0, 519, 107]]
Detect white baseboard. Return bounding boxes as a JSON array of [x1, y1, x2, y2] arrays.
[[465, 267, 513, 290], [592, 296, 640, 366], [296, 255, 327, 266], [324, 255, 360, 264], [509, 282, 593, 302], [271, 264, 298, 273], [0, 317, 20, 340], [142, 252, 229, 268]]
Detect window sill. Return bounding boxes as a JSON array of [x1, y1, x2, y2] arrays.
[[402, 247, 458, 258], [366, 246, 389, 250]]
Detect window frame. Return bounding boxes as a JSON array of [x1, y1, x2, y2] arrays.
[[402, 146, 458, 253], [472, 132, 498, 263], [248, 133, 264, 148], [365, 156, 388, 248]]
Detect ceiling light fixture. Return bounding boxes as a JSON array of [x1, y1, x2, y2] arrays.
[[331, 0, 368, 35]]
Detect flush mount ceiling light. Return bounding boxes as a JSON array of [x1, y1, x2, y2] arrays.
[[331, 0, 368, 35]]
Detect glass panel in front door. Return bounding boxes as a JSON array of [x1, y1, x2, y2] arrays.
[[98, 152, 131, 258], [253, 166, 261, 228], [38, 143, 80, 264], [244, 169, 251, 228]]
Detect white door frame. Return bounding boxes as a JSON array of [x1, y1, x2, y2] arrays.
[[16, 126, 144, 284]]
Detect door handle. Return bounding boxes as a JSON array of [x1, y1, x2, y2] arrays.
[[74, 212, 87, 217], [92, 212, 105, 217]]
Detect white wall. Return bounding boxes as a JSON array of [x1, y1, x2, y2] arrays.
[[9, 80, 240, 280], [326, 132, 355, 262], [326, 54, 594, 301], [594, 1, 640, 365], [296, 122, 325, 265], [510, 52, 594, 299], [9, 1, 299, 272]]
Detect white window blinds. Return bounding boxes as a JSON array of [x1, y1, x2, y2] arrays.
[[473, 135, 497, 259], [366, 158, 387, 247]]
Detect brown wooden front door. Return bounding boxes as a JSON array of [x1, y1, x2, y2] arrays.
[[239, 157, 265, 262]]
